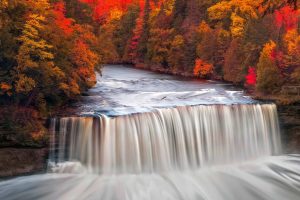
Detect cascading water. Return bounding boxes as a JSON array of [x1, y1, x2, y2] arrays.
[[1, 66, 300, 200], [49, 104, 282, 174]]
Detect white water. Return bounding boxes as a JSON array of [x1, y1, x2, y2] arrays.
[[49, 104, 281, 174], [1, 66, 300, 200], [69, 65, 255, 116]]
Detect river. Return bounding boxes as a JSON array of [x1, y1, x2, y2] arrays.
[[0, 65, 300, 200]]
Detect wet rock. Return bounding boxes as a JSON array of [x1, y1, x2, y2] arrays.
[[278, 103, 300, 153], [0, 148, 48, 178]]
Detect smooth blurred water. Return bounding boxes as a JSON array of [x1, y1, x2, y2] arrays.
[[1, 156, 300, 200], [1, 65, 300, 200], [69, 65, 255, 116], [48, 104, 281, 174]]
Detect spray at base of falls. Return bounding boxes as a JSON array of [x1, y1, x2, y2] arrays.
[[49, 104, 282, 174]]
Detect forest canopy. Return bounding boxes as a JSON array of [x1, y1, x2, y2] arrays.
[[1, 0, 299, 109]]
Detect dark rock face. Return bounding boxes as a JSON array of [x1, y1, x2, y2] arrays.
[[0, 148, 48, 178], [278, 103, 300, 154]]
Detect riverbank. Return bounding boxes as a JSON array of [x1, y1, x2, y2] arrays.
[[277, 103, 300, 154], [0, 106, 49, 178], [0, 64, 299, 178], [0, 148, 47, 178]]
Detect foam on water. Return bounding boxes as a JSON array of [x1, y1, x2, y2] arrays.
[[69, 65, 256, 116]]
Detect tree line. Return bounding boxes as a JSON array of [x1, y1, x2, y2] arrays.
[[0, 0, 299, 145], [86, 0, 300, 94], [0, 0, 100, 146]]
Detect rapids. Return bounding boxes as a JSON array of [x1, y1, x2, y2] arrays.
[[0, 65, 300, 200], [69, 65, 255, 116]]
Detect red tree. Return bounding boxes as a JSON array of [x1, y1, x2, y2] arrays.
[[53, 2, 74, 35], [79, 0, 133, 22], [245, 67, 257, 86], [275, 6, 299, 31]]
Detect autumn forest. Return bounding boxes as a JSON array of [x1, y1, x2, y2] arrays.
[[0, 0, 300, 145], [1, 1, 300, 199]]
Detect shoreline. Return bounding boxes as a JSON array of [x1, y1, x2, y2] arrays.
[[131, 63, 300, 105], [0, 64, 299, 178], [0, 148, 48, 179]]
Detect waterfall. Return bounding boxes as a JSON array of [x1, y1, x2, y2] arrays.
[[49, 104, 281, 174], [2, 103, 300, 200]]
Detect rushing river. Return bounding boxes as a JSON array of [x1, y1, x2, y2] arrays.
[[69, 65, 255, 116], [1, 65, 300, 200]]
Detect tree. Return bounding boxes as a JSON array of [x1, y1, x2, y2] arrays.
[[245, 67, 257, 86], [291, 67, 300, 84], [256, 41, 282, 93], [208, 0, 263, 38], [137, 0, 151, 61], [147, 28, 174, 66], [223, 39, 244, 84], [196, 21, 230, 77], [124, 0, 146, 63], [275, 5, 299, 31], [0, 0, 8, 28], [15, 14, 65, 99], [230, 13, 246, 38], [97, 22, 120, 63], [114, 3, 139, 59], [193, 59, 213, 78], [282, 29, 300, 68], [70, 39, 99, 88], [167, 35, 185, 70]]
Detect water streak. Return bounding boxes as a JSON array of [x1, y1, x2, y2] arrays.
[[49, 104, 281, 174]]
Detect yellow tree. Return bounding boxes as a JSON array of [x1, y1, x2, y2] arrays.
[[15, 14, 64, 101], [283, 30, 300, 67], [208, 0, 263, 38], [256, 41, 282, 93], [70, 39, 99, 89]]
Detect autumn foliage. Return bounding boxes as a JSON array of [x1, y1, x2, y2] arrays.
[[275, 6, 299, 31], [1, 0, 300, 110], [53, 2, 74, 35], [193, 59, 213, 78], [0, 0, 100, 110], [1, 0, 300, 147], [245, 67, 257, 86], [79, 0, 134, 22]]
